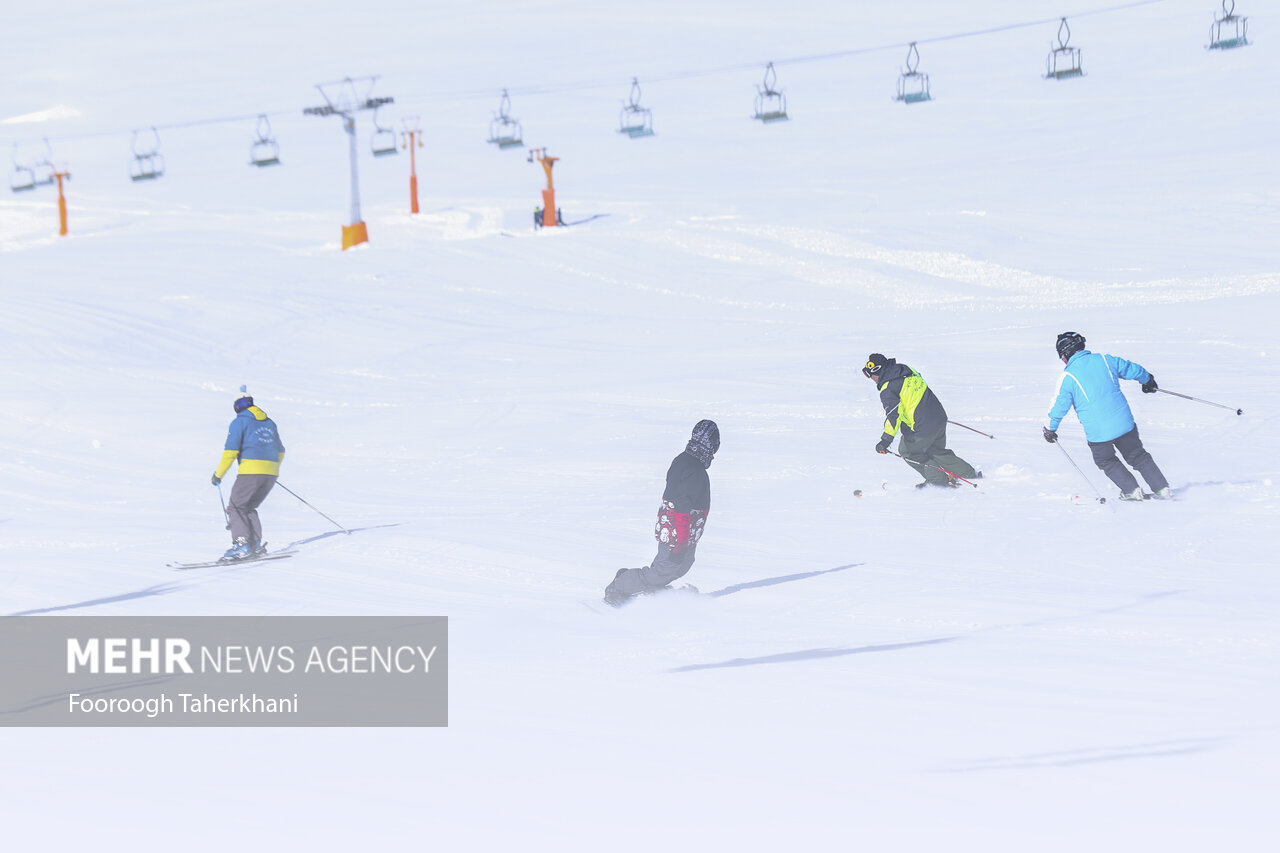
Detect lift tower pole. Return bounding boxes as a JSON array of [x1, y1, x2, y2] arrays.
[[304, 76, 394, 250], [54, 168, 70, 236], [528, 148, 560, 228], [402, 117, 423, 214]]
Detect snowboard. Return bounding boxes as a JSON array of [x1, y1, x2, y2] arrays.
[[582, 583, 700, 613]]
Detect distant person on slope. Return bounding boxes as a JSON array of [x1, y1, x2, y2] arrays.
[[211, 388, 286, 560], [865, 353, 979, 488], [604, 420, 718, 607], [1043, 332, 1171, 501]]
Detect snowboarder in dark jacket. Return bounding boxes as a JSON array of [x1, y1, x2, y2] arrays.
[[864, 353, 977, 487], [1043, 331, 1171, 501], [211, 388, 285, 560], [604, 420, 718, 607]]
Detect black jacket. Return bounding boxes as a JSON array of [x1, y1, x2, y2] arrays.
[[876, 361, 947, 439], [662, 451, 711, 513]]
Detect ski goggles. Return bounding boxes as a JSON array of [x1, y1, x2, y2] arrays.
[[862, 360, 879, 379]]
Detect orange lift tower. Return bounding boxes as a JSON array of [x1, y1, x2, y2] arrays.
[[528, 148, 562, 228], [402, 117, 423, 214], [54, 168, 70, 236]]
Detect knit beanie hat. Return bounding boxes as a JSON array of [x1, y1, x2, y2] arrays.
[[685, 419, 720, 468]]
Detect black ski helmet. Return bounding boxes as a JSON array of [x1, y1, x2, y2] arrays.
[[863, 353, 889, 379], [1055, 332, 1085, 361]]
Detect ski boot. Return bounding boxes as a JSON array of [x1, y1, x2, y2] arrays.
[[1119, 487, 1146, 502], [1151, 487, 1174, 500], [603, 589, 633, 608], [220, 537, 252, 562], [603, 569, 633, 607]]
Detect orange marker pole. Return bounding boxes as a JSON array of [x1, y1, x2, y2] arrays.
[[54, 170, 70, 236], [403, 127, 421, 214], [409, 146, 419, 214]]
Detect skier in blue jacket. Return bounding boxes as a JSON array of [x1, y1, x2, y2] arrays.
[[1043, 332, 1171, 501], [211, 388, 286, 559]]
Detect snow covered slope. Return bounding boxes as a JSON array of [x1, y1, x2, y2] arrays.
[[2, 1, 1278, 849]]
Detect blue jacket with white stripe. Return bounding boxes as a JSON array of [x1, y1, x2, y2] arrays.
[[1047, 350, 1152, 443]]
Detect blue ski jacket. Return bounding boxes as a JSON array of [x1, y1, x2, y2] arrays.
[[214, 406, 286, 478], [1047, 350, 1152, 443]]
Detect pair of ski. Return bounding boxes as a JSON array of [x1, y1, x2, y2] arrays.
[[167, 549, 296, 571], [1072, 491, 1179, 505]]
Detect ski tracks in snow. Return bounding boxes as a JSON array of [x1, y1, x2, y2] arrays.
[[628, 221, 1280, 309]]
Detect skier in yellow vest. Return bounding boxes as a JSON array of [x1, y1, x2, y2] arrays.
[[864, 353, 978, 488]]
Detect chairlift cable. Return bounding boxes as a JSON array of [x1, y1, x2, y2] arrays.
[[402, 0, 1169, 97], [2, 109, 300, 146], [2, 0, 1168, 149]]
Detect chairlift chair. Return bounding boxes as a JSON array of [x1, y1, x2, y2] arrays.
[[130, 127, 165, 182], [894, 43, 932, 104], [31, 138, 56, 186], [9, 143, 37, 192], [753, 62, 789, 123], [250, 114, 281, 167], [487, 90, 524, 149], [1208, 0, 1249, 50], [618, 78, 654, 138], [1044, 18, 1084, 80], [370, 106, 398, 157]]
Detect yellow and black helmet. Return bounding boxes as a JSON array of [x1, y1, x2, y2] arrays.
[[862, 353, 888, 379]]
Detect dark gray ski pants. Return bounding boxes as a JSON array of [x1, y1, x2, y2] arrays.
[[1088, 425, 1169, 494], [227, 473, 277, 545], [898, 424, 977, 485], [606, 544, 697, 598]]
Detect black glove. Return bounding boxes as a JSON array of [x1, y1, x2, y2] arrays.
[[1042, 426, 1058, 444], [875, 436, 891, 454], [211, 474, 221, 486], [1141, 374, 1158, 394]]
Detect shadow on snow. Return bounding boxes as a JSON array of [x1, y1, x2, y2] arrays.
[[7, 583, 183, 617], [668, 636, 956, 672], [933, 737, 1229, 772], [669, 589, 1186, 673], [5, 524, 401, 617], [705, 563, 864, 598]]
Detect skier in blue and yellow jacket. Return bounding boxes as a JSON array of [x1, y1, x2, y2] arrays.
[[1043, 331, 1172, 501], [865, 354, 978, 488], [211, 389, 285, 559]]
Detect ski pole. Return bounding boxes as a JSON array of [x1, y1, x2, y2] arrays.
[[276, 482, 351, 534], [1156, 388, 1242, 416], [217, 482, 230, 530], [886, 450, 979, 488], [948, 420, 995, 439], [1053, 441, 1107, 504]]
